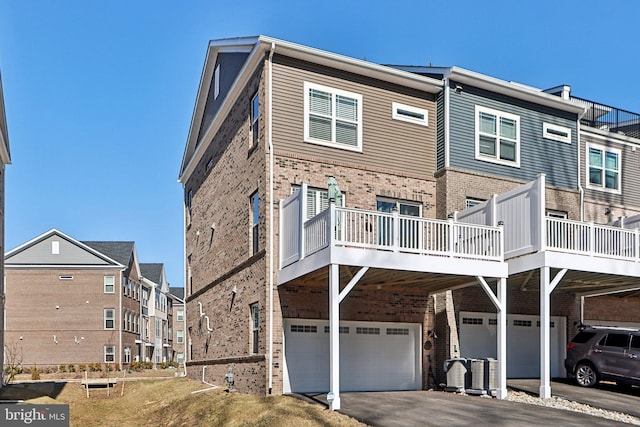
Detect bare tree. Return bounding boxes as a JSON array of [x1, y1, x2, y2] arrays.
[[3, 340, 23, 385]]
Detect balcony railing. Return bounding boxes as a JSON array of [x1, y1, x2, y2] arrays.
[[546, 217, 639, 260], [573, 96, 640, 139], [281, 199, 503, 269]]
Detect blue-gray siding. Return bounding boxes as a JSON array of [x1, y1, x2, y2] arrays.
[[197, 52, 249, 142], [447, 81, 579, 189]]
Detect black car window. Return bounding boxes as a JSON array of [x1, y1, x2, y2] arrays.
[[631, 335, 640, 351], [571, 332, 596, 343], [601, 333, 630, 348]]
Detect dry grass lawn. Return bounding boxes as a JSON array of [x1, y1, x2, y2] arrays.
[[0, 377, 367, 427]]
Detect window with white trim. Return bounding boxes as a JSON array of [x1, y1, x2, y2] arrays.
[[51, 241, 60, 255], [104, 309, 115, 329], [251, 92, 259, 147], [124, 346, 131, 364], [177, 330, 184, 344], [588, 144, 621, 192], [546, 209, 568, 219], [543, 122, 571, 143], [304, 82, 362, 151], [475, 106, 520, 167], [104, 276, 115, 293], [104, 345, 115, 363], [392, 102, 428, 126], [177, 309, 184, 321], [292, 185, 345, 220], [214, 64, 220, 100]]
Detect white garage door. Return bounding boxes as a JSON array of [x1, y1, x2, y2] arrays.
[[458, 312, 566, 378], [283, 319, 421, 393]]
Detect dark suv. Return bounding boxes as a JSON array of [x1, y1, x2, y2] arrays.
[[565, 326, 640, 387]]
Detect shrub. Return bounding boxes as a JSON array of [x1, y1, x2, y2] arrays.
[[67, 364, 76, 373], [143, 361, 153, 370], [31, 366, 40, 380], [130, 361, 142, 371], [160, 362, 169, 369], [79, 364, 86, 372], [59, 364, 67, 373]]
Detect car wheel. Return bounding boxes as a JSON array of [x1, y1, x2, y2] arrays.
[[575, 363, 598, 387]]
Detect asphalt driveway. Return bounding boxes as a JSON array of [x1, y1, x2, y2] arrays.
[[295, 381, 640, 426]]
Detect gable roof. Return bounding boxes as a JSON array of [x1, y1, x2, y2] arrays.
[[178, 35, 444, 184], [82, 241, 135, 266], [5, 229, 124, 267], [140, 263, 164, 284], [0, 71, 11, 165], [169, 286, 184, 300]]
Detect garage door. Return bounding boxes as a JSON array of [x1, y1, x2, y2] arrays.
[[283, 319, 421, 393], [458, 312, 566, 378]]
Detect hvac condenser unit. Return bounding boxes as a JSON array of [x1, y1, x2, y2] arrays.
[[445, 358, 469, 392]]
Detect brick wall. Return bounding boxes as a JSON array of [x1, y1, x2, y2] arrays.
[[4, 268, 124, 367]]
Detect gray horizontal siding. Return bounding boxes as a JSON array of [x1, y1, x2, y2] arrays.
[[7, 236, 114, 266], [272, 55, 437, 177], [581, 132, 640, 208], [448, 82, 579, 189]]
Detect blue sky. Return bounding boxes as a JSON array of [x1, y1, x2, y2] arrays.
[[1, 1, 640, 287]]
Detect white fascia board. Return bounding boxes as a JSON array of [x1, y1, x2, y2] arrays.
[[581, 126, 640, 148], [6, 264, 124, 270], [448, 67, 586, 115], [0, 130, 9, 165], [178, 35, 444, 184], [4, 228, 125, 268]]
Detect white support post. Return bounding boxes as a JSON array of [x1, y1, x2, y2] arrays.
[[496, 277, 507, 399], [328, 263, 341, 410], [537, 174, 547, 252], [392, 209, 400, 252], [540, 266, 552, 399], [635, 228, 639, 262], [448, 219, 455, 258], [329, 201, 336, 249], [589, 222, 595, 257], [300, 183, 307, 260]]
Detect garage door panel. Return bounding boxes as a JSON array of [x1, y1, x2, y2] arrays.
[[459, 312, 566, 378], [284, 319, 421, 393]]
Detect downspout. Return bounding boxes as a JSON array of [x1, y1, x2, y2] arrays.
[[267, 41, 275, 394]]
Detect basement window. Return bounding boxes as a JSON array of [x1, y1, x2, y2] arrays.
[[59, 275, 74, 280], [392, 102, 428, 126]]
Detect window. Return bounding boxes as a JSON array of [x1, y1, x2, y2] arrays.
[[51, 241, 60, 255], [599, 333, 630, 348], [251, 192, 259, 255], [465, 197, 485, 209], [304, 82, 362, 151], [376, 198, 422, 249], [104, 309, 115, 329], [104, 276, 115, 293], [104, 345, 115, 363], [124, 346, 131, 364], [543, 122, 571, 143], [251, 93, 259, 146], [177, 353, 185, 364], [588, 144, 621, 193], [475, 106, 520, 166], [392, 102, 428, 126], [251, 303, 259, 354], [59, 275, 73, 280], [214, 64, 220, 100], [177, 310, 184, 321], [156, 319, 162, 338], [187, 190, 193, 215], [292, 185, 345, 220], [177, 330, 184, 344], [546, 210, 568, 219]]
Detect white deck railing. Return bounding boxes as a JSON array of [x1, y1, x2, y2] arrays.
[[546, 217, 640, 260], [455, 174, 640, 263], [280, 193, 504, 269]]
